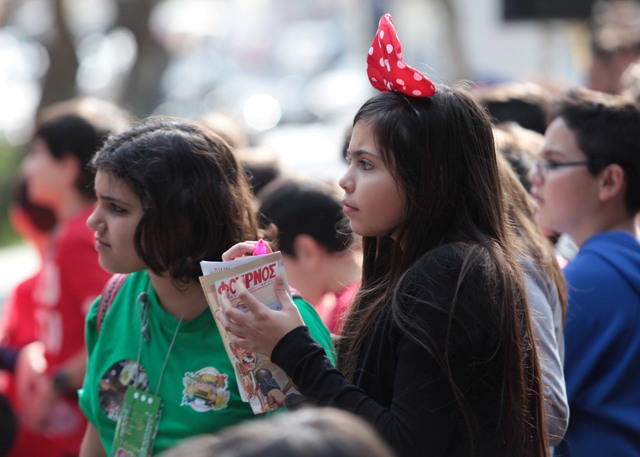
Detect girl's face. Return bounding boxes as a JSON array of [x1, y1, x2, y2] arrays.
[[87, 170, 146, 273], [21, 139, 74, 210], [528, 117, 601, 245], [339, 121, 406, 238]]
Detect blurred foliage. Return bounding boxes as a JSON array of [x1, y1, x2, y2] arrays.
[[0, 143, 25, 247]]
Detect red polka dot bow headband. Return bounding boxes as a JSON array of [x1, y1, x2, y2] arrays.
[[367, 14, 437, 97]]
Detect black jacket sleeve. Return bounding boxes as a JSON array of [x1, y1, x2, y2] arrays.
[[272, 244, 503, 457]]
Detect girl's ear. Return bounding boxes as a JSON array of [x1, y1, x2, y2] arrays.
[[598, 163, 626, 203]]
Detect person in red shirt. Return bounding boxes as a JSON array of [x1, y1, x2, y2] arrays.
[[0, 178, 59, 457], [14, 98, 129, 457]]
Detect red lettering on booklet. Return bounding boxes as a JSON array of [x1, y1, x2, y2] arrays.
[[244, 264, 276, 288], [216, 262, 277, 297]]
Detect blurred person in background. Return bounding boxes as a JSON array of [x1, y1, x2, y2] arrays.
[[620, 56, 640, 106], [257, 176, 361, 335], [492, 122, 578, 265], [157, 407, 396, 457], [587, 0, 640, 94], [201, 110, 285, 198], [493, 121, 541, 192], [1, 179, 56, 358], [0, 178, 60, 457], [475, 80, 561, 135], [200, 110, 250, 151], [475, 81, 579, 265], [15, 97, 130, 457], [234, 145, 287, 198], [497, 154, 569, 452]]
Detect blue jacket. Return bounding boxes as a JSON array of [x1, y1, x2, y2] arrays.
[[557, 231, 640, 456]]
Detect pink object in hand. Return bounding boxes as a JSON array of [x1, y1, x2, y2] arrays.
[[252, 239, 268, 256]]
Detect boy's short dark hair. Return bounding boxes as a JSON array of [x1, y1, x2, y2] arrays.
[[257, 177, 353, 258], [550, 87, 640, 213], [475, 81, 561, 134], [34, 97, 131, 199]]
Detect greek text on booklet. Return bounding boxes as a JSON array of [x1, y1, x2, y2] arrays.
[[199, 252, 303, 415]]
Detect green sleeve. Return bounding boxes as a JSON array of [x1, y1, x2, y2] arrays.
[[84, 294, 101, 355], [78, 294, 101, 425], [293, 297, 336, 366]]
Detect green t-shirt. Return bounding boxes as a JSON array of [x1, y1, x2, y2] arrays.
[[79, 270, 334, 455]]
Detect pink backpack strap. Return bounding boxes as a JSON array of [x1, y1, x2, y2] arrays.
[[96, 273, 129, 333]]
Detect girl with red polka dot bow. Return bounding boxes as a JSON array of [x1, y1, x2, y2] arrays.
[[220, 14, 549, 457]]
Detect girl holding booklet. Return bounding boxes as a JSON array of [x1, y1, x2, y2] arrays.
[[219, 14, 549, 457], [78, 118, 334, 457]]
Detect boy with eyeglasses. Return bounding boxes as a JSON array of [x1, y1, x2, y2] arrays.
[[528, 87, 640, 457]]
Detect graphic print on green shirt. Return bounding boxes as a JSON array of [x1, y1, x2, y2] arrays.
[[80, 270, 334, 455]]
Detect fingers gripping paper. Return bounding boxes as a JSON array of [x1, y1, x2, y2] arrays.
[[199, 252, 303, 414]]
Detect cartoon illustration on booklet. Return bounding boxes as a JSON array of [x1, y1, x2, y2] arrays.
[[199, 251, 304, 414]]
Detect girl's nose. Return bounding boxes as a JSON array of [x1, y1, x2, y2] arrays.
[[338, 170, 352, 192], [86, 207, 101, 231]]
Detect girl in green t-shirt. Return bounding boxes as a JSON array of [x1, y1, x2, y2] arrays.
[[78, 118, 333, 456]]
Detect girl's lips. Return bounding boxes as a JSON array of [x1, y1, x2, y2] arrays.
[[95, 238, 111, 249], [342, 201, 357, 214], [531, 192, 543, 206]]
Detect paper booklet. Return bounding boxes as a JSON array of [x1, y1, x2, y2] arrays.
[[199, 252, 303, 414]]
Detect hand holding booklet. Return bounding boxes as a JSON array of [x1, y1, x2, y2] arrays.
[[199, 251, 303, 414]]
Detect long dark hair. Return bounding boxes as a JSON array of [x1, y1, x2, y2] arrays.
[[498, 153, 567, 323], [336, 88, 547, 456], [91, 118, 258, 285]]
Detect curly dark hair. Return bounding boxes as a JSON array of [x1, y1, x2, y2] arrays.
[[90, 117, 258, 285]]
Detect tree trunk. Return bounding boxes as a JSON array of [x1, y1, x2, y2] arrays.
[[38, 0, 79, 110], [117, 0, 170, 117]]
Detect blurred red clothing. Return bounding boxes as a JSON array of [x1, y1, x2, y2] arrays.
[[316, 281, 359, 335], [1, 274, 65, 457], [29, 207, 110, 455]]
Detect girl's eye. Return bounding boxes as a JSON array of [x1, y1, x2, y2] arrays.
[[110, 203, 126, 214], [359, 160, 373, 170]]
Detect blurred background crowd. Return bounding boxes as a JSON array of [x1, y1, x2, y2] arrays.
[[0, 0, 639, 300], [1, 1, 640, 456]]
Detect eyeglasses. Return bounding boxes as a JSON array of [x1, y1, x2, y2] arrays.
[[532, 159, 607, 179]]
